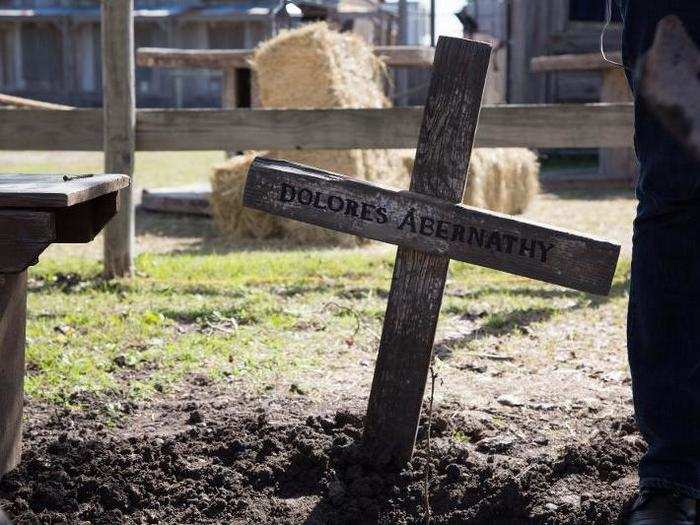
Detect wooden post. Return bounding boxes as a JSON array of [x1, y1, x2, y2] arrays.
[[223, 68, 238, 158], [0, 272, 26, 475], [600, 68, 636, 184], [364, 38, 491, 466], [102, 0, 135, 278]]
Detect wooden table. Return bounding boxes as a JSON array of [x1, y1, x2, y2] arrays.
[[0, 174, 130, 474], [531, 52, 637, 185]]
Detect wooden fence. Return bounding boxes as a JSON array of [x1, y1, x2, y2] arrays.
[[0, 0, 635, 276]]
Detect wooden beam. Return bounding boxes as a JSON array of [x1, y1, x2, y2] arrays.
[[0, 93, 74, 111], [102, 0, 136, 278], [365, 37, 491, 466], [136, 45, 435, 70], [531, 52, 623, 73], [0, 272, 26, 474], [135, 104, 634, 150], [0, 103, 635, 151], [245, 158, 620, 295], [137, 48, 251, 69]]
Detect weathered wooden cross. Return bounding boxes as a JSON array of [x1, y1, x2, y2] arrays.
[[243, 37, 621, 466], [0, 174, 129, 474]]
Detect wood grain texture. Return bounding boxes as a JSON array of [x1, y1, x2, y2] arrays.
[[531, 52, 623, 72], [366, 37, 491, 466], [244, 158, 620, 295], [0, 174, 129, 208], [0, 271, 27, 474], [52, 192, 119, 243], [102, 0, 136, 278], [599, 69, 637, 183], [136, 45, 434, 69], [0, 104, 634, 151], [134, 104, 634, 150], [141, 186, 212, 216], [0, 108, 102, 150], [0, 211, 54, 273]]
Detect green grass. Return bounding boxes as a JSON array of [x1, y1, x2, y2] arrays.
[[2, 151, 223, 188], [25, 249, 631, 405]]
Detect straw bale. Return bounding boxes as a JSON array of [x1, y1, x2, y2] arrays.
[[251, 22, 389, 110], [211, 152, 281, 239], [402, 148, 540, 215], [211, 23, 410, 245]]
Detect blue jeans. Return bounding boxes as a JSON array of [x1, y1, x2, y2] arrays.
[[621, 0, 700, 498]]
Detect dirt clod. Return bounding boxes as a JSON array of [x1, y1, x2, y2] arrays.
[[0, 399, 642, 524]]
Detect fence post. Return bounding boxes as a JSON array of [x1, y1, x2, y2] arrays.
[[102, 0, 135, 278]]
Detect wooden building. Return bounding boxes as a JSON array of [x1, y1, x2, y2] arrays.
[[465, 0, 623, 103], [0, 0, 398, 107]]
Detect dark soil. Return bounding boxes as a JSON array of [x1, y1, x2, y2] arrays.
[[0, 388, 643, 525]]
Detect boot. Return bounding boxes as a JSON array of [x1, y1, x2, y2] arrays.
[[627, 489, 697, 525]]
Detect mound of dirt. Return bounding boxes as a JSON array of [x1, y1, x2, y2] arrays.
[[0, 399, 643, 524]]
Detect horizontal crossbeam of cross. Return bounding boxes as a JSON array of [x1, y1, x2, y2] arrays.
[[244, 157, 620, 295]]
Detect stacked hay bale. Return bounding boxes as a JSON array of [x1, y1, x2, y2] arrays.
[[400, 148, 540, 215], [211, 23, 540, 245], [211, 23, 408, 246]]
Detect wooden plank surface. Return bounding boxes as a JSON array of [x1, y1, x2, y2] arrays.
[[0, 211, 54, 273], [366, 37, 491, 466], [135, 104, 633, 150], [245, 157, 620, 295], [137, 45, 435, 69], [531, 52, 623, 72], [0, 104, 634, 151], [0, 174, 129, 208], [0, 211, 54, 242], [102, 0, 136, 278], [141, 185, 212, 216], [0, 272, 27, 474]]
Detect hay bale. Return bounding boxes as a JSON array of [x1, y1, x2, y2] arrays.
[[211, 152, 281, 239], [401, 148, 540, 215], [211, 23, 410, 245], [251, 22, 388, 110]]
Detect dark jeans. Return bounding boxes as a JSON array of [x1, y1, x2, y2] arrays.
[[620, 0, 700, 498]]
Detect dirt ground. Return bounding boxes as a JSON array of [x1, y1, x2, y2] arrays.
[[2, 377, 642, 524], [0, 183, 643, 524]]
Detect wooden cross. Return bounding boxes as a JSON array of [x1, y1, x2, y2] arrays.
[[243, 37, 621, 466], [0, 174, 129, 474]]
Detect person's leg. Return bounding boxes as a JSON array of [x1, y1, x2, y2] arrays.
[[622, 0, 700, 497]]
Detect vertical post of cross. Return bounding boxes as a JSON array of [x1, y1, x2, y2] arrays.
[[364, 37, 492, 466], [102, 0, 136, 278]]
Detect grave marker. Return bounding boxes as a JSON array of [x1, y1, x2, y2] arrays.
[[244, 36, 621, 466]]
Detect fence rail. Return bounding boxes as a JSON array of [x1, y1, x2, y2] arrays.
[[0, 103, 633, 151]]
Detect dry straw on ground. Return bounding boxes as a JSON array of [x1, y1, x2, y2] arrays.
[[402, 148, 540, 215], [211, 23, 539, 245]]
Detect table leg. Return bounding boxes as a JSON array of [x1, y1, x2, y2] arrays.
[[600, 69, 638, 185], [0, 271, 26, 475]]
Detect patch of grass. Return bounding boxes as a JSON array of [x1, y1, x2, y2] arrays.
[[0, 151, 222, 189], [25, 249, 632, 405]]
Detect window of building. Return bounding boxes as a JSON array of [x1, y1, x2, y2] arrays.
[[21, 22, 62, 91]]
